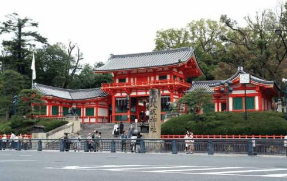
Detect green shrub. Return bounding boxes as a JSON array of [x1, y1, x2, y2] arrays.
[[161, 111, 287, 135], [0, 117, 68, 134]]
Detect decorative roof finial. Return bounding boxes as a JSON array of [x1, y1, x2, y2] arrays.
[[238, 66, 243, 71]]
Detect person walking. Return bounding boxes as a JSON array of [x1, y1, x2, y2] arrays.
[[119, 122, 124, 135], [9, 132, 16, 149], [112, 123, 119, 137], [63, 133, 70, 152], [128, 123, 134, 138], [184, 132, 194, 154], [14, 134, 19, 150], [74, 133, 81, 152], [23, 134, 29, 150], [121, 131, 127, 152], [87, 133, 92, 152], [2, 134, 7, 150], [98, 132, 102, 152]]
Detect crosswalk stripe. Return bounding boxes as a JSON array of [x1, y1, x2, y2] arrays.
[[261, 173, 287, 178]]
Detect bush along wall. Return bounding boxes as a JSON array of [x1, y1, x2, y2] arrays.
[[161, 112, 287, 135], [0, 116, 68, 134]]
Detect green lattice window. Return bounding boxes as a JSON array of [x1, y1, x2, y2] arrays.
[[63, 107, 69, 116], [115, 115, 127, 121], [76, 108, 81, 116], [233, 97, 243, 110], [86, 108, 94, 116], [246, 97, 255, 110], [52, 106, 59, 115], [34, 105, 46, 115]]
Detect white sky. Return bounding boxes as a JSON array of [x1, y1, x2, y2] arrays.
[[0, 0, 285, 65]]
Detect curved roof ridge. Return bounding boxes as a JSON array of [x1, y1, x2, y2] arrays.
[[34, 83, 101, 92], [110, 47, 192, 59]]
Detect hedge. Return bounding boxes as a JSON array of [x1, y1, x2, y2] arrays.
[[161, 112, 287, 135], [0, 117, 68, 134]]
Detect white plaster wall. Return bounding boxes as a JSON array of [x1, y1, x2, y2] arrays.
[[255, 96, 259, 110], [98, 108, 108, 116], [232, 90, 257, 94], [229, 97, 233, 111]]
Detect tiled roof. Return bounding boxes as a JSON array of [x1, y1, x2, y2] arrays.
[[188, 67, 279, 93], [33, 83, 107, 100], [188, 80, 222, 93], [95, 47, 197, 71]]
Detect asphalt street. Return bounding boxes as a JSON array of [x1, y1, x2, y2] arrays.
[[0, 150, 287, 181]]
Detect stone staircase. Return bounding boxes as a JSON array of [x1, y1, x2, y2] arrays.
[[79, 123, 133, 139]]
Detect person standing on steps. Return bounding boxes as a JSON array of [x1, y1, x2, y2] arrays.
[[119, 122, 124, 135], [87, 133, 92, 152]]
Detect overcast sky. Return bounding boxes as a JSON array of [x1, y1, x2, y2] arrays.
[[0, 0, 285, 65]]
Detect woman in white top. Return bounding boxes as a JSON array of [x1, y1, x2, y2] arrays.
[[2, 134, 7, 150], [184, 132, 194, 154]]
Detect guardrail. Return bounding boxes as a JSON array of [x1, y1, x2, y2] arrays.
[[161, 135, 285, 139], [0, 138, 286, 156]]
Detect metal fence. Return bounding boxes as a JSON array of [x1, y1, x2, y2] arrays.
[[0, 138, 286, 156]]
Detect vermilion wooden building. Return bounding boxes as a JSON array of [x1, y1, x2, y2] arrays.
[[95, 47, 202, 123], [189, 67, 280, 112], [34, 47, 202, 123], [34, 83, 109, 123]]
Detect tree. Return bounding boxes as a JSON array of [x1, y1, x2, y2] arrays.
[[69, 62, 113, 89], [220, 7, 287, 85], [0, 70, 24, 120], [34, 42, 83, 88], [0, 13, 47, 75], [179, 88, 212, 114], [154, 19, 227, 80], [16, 89, 44, 118]]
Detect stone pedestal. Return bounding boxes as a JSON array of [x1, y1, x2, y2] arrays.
[[148, 89, 161, 139]]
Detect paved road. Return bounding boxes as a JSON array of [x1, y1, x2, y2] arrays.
[[0, 150, 287, 181]]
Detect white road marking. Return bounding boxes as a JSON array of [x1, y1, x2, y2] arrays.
[[201, 168, 287, 175], [0, 154, 11, 156], [0, 160, 35, 162], [20, 155, 32, 157], [45, 164, 287, 178], [145, 167, 244, 173]]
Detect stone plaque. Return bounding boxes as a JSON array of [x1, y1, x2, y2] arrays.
[[148, 89, 161, 139]]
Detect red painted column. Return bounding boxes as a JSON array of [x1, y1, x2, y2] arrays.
[[258, 93, 263, 111], [112, 94, 116, 123], [47, 101, 51, 117], [96, 101, 99, 123]]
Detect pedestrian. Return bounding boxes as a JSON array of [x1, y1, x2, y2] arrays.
[[185, 132, 194, 154], [2, 134, 7, 150], [10, 132, 16, 149], [139, 111, 145, 122], [23, 134, 29, 150], [18, 134, 23, 149], [75, 133, 81, 152], [14, 134, 19, 150], [98, 132, 102, 152], [121, 130, 127, 152], [112, 123, 119, 137], [119, 122, 124, 135], [87, 133, 92, 152], [130, 133, 137, 153], [145, 109, 150, 122], [64, 133, 70, 152], [136, 132, 142, 153], [128, 123, 134, 138]]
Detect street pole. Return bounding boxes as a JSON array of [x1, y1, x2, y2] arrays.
[[244, 84, 247, 120], [285, 85, 287, 120]]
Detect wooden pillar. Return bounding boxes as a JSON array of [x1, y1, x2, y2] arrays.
[[258, 93, 262, 111], [127, 94, 131, 123], [112, 94, 116, 123], [169, 88, 174, 103], [47, 101, 51, 116], [96, 101, 99, 123]]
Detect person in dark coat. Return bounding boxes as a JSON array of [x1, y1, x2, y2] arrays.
[[64, 133, 70, 152], [119, 122, 124, 135]]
